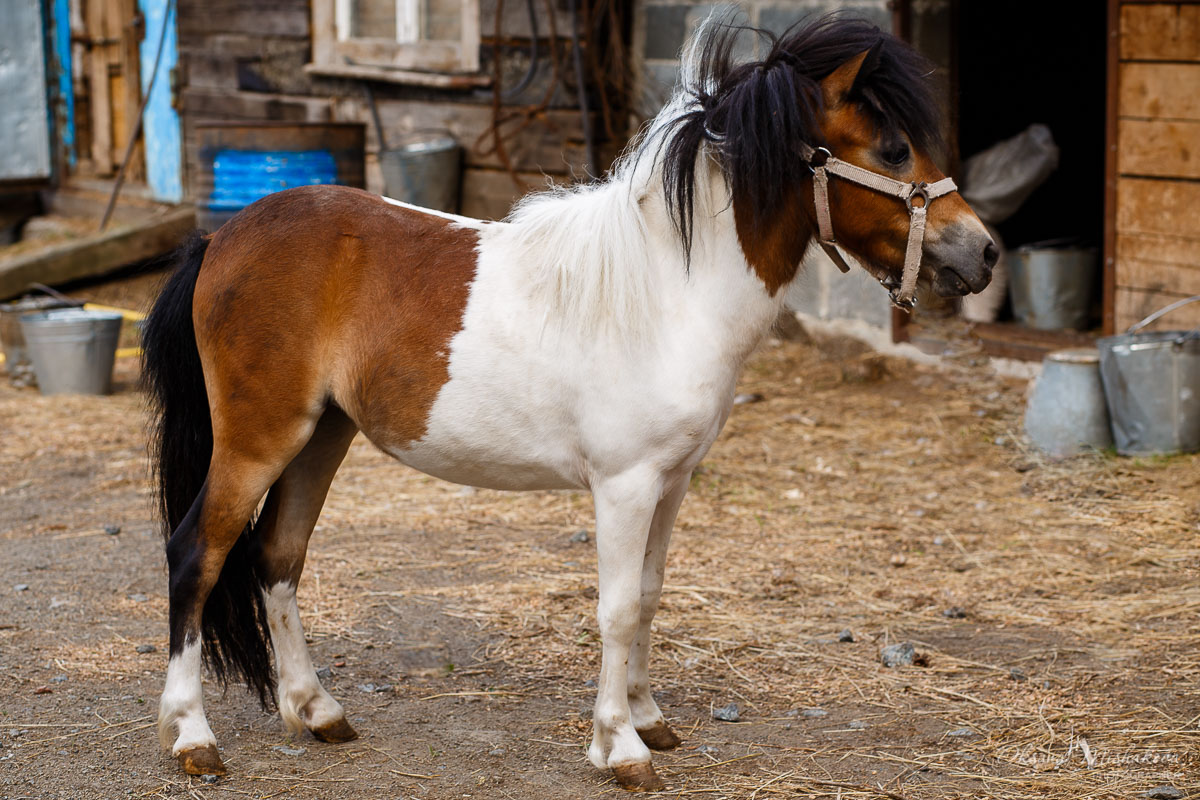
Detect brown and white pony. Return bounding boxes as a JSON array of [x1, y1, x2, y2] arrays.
[[144, 16, 994, 791]]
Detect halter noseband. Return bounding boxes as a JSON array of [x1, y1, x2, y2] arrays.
[[799, 143, 957, 311]]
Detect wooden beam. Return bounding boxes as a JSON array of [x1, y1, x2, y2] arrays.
[[304, 61, 490, 88], [0, 206, 195, 300], [970, 322, 1097, 363], [118, 0, 144, 182], [1104, 0, 1118, 335], [87, 0, 114, 174]]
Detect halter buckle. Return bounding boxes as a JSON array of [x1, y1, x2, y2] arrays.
[[806, 146, 831, 173], [905, 181, 929, 212], [881, 275, 917, 312]]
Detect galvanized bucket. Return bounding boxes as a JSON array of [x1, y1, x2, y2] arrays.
[[1024, 348, 1113, 458], [1097, 295, 1200, 456], [379, 133, 461, 214], [20, 309, 124, 396], [1008, 243, 1098, 330], [0, 291, 85, 377]]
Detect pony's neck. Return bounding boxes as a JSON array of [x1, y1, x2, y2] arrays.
[[642, 155, 813, 364]]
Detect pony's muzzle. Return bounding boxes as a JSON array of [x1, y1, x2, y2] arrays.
[[929, 226, 997, 297]]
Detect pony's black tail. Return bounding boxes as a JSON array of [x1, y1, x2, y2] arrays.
[[142, 231, 275, 708]]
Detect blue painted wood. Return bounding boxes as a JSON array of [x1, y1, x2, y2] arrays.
[[209, 150, 339, 211], [52, 0, 75, 168], [139, 0, 182, 202]]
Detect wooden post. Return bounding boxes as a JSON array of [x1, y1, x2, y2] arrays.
[[1103, 0, 1119, 336], [118, 0, 144, 181], [87, 0, 114, 174]]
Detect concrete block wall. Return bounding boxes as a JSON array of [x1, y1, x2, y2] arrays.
[[633, 0, 894, 330]]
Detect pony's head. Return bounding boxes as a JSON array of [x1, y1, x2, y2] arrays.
[[660, 16, 996, 300]]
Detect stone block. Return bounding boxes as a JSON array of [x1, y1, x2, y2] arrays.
[[786, 246, 891, 329], [644, 5, 693, 60], [759, 2, 889, 36]]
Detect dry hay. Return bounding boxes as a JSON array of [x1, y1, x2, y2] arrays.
[[277, 336, 1199, 798], [3, 314, 1198, 798]]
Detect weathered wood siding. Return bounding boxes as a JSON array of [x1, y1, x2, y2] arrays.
[[176, 0, 602, 221], [1114, 2, 1200, 331]]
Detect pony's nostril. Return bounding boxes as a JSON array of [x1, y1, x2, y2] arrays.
[[983, 242, 999, 270]]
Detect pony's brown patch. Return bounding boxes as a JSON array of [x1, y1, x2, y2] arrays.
[[192, 186, 479, 455], [732, 189, 810, 295], [338, 203, 479, 449]]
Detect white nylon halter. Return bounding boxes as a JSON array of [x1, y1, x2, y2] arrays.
[[799, 143, 957, 310]]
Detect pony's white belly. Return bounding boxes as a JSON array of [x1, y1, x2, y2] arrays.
[[391, 338, 732, 493]]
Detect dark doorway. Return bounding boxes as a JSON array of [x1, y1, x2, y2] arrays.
[[955, 3, 1107, 252]]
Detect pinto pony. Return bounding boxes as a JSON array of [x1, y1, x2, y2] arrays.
[[144, 17, 995, 791]]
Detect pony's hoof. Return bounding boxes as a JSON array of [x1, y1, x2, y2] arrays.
[[612, 762, 665, 792], [311, 717, 359, 743], [636, 721, 682, 751], [177, 744, 226, 776]]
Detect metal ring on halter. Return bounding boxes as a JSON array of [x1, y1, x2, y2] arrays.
[[806, 146, 831, 173], [905, 181, 929, 212]]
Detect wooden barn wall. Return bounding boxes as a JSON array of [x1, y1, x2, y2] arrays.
[[175, 0, 601, 220], [1113, 2, 1200, 331]]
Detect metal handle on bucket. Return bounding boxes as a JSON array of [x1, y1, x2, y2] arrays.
[[1126, 294, 1200, 334]]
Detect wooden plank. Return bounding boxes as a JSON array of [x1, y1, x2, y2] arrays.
[[87, 0, 114, 174], [118, 0, 144, 181], [1117, 177, 1200, 239], [1117, 257, 1200, 294], [970, 322, 1097, 363], [176, 1, 309, 38], [1117, 118, 1200, 178], [1105, 0, 1120, 334], [336, 37, 464, 72], [304, 61, 491, 88], [1119, 63, 1200, 121], [1120, 3, 1200, 62], [1115, 285, 1200, 332], [0, 206, 195, 300], [460, 0, 481, 71], [181, 89, 333, 121], [1118, 231, 1200, 267]]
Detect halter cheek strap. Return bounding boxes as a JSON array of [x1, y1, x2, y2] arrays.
[[799, 143, 957, 310]]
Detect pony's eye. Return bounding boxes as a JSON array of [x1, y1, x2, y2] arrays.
[[881, 143, 910, 166]]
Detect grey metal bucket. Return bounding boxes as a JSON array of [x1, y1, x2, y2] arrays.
[[20, 309, 124, 395], [1008, 243, 1097, 330], [379, 134, 461, 214], [1, 294, 85, 377], [1097, 295, 1200, 456], [1024, 348, 1113, 458]]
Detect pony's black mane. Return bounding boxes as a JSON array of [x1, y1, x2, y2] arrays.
[[658, 14, 943, 259]]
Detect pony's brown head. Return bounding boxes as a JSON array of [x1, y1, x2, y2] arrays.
[[660, 15, 996, 299], [814, 45, 996, 299]]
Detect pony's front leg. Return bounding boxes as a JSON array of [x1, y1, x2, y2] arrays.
[[628, 476, 689, 751], [588, 471, 665, 791]]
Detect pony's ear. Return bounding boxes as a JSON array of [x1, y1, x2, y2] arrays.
[[820, 41, 883, 107]]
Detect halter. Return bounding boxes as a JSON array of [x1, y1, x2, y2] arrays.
[[799, 143, 957, 311]]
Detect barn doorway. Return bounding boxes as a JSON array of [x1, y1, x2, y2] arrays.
[[897, 1, 1109, 355]]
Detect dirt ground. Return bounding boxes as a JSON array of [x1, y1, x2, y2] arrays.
[[1, 275, 1198, 800]]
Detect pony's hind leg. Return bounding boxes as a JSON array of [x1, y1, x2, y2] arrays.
[[628, 477, 689, 752], [159, 456, 281, 775], [256, 407, 359, 743]]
